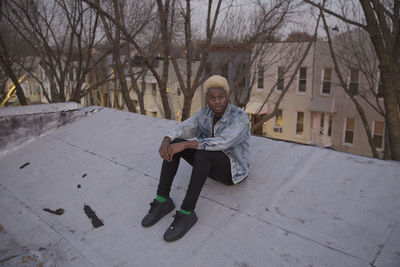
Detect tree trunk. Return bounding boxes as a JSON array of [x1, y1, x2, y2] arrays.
[[181, 94, 194, 121], [381, 66, 400, 160], [156, 0, 172, 119], [49, 79, 61, 103], [158, 81, 171, 118], [0, 32, 27, 105], [383, 120, 392, 159], [358, 0, 400, 159], [113, 52, 136, 113], [131, 78, 146, 114]]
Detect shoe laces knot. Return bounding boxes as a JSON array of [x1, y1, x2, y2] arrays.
[[148, 200, 157, 215], [170, 212, 184, 228]]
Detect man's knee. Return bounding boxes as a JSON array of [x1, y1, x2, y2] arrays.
[[193, 149, 210, 163]]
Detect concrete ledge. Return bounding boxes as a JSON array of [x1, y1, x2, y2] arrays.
[[0, 103, 100, 156], [0, 102, 79, 117]]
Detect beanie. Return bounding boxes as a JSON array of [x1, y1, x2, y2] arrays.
[[204, 75, 230, 94]]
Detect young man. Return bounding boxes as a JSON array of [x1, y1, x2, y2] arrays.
[[141, 75, 250, 241]]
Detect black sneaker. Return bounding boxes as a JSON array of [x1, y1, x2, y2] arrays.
[[163, 211, 198, 241], [141, 198, 175, 227]]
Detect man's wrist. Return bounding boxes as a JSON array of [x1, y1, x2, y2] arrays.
[[184, 140, 198, 149]]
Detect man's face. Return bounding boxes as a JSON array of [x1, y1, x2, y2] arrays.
[[206, 87, 228, 116]]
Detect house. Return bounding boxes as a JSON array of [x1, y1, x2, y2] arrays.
[[247, 37, 385, 158]]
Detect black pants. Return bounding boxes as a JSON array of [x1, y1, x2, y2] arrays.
[[157, 139, 233, 212]]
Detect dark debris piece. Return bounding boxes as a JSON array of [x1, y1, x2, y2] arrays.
[[0, 254, 19, 263], [83, 205, 104, 228], [82, 173, 87, 178], [19, 162, 30, 169], [43, 208, 64, 215], [77, 184, 81, 188]]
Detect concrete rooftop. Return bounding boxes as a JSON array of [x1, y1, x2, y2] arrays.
[[0, 104, 400, 267]]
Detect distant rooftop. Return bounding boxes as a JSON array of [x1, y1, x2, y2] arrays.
[[0, 104, 399, 267]]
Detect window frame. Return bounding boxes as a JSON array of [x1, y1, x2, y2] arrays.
[[348, 68, 359, 96], [297, 67, 307, 94], [319, 113, 325, 135], [257, 66, 264, 90], [376, 72, 384, 99], [321, 68, 332, 95], [328, 115, 332, 137], [276, 66, 284, 92], [295, 111, 304, 136], [372, 121, 384, 150], [273, 109, 283, 133], [343, 117, 355, 146]]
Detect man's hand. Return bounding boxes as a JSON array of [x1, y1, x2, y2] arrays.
[[166, 142, 186, 162], [167, 140, 198, 162], [159, 137, 172, 160]]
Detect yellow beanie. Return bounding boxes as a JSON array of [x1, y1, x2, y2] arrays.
[[204, 75, 230, 94]]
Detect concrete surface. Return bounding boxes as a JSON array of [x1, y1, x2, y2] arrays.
[[0, 107, 399, 267]]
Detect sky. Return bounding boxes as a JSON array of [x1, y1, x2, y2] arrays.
[[190, 0, 358, 39]]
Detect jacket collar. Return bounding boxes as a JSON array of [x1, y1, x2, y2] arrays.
[[206, 103, 232, 122]]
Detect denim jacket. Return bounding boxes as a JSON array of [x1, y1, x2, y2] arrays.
[[166, 103, 250, 184]]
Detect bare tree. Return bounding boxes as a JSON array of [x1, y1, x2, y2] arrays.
[[83, 0, 175, 118], [251, 3, 323, 133], [111, 0, 156, 114], [0, 1, 28, 105], [302, 0, 400, 160], [99, 0, 137, 112], [166, 0, 225, 120], [320, 12, 381, 158], [225, 0, 295, 108], [2, 0, 106, 104]]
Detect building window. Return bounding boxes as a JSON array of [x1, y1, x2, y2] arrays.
[[373, 121, 384, 149], [177, 87, 181, 96], [377, 78, 384, 98], [298, 67, 307, 93], [320, 113, 325, 135], [344, 117, 355, 144], [277, 67, 284, 91], [257, 66, 264, 89], [322, 68, 332, 94], [349, 68, 359, 95], [328, 115, 332, 137], [296, 111, 304, 135], [273, 109, 283, 133], [151, 83, 157, 95]]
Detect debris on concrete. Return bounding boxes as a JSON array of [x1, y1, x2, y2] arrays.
[[83, 205, 104, 228], [82, 173, 87, 178], [77, 184, 81, 188], [0, 254, 19, 264], [42, 208, 64, 215], [19, 162, 30, 169]]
